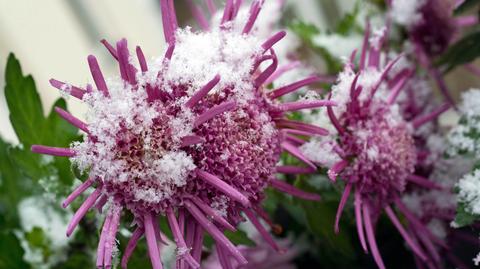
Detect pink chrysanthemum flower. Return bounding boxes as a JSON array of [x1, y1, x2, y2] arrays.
[[31, 1, 333, 269], [389, 0, 479, 106], [300, 26, 451, 268]]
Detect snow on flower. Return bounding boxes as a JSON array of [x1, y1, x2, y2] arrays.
[[30, 1, 335, 269], [300, 23, 451, 269], [457, 169, 480, 215], [448, 89, 480, 158]]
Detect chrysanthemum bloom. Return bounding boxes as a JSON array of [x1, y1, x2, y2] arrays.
[[389, 0, 479, 106], [31, 1, 333, 268], [400, 132, 479, 269], [300, 26, 451, 268]]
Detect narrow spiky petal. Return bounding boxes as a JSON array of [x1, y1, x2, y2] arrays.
[[95, 194, 109, 213], [166, 209, 200, 269], [205, 0, 216, 14], [160, 0, 175, 44], [270, 178, 321, 201], [395, 199, 448, 248], [269, 75, 324, 99], [359, 21, 370, 70], [282, 128, 320, 137], [242, 0, 263, 34], [285, 135, 305, 147], [192, 224, 204, 262], [221, 0, 234, 24], [164, 43, 175, 61], [196, 170, 250, 207], [136, 46, 148, 72], [413, 227, 442, 264], [278, 100, 336, 112], [62, 178, 94, 208], [121, 227, 144, 269], [31, 145, 75, 157], [67, 188, 102, 237], [216, 245, 233, 269], [187, 0, 209, 30], [101, 39, 118, 60], [55, 107, 89, 133], [454, 15, 478, 27], [189, 196, 236, 231], [87, 55, 109, 96], [363, 204, 386, 269], [281, 141, 316, 169], [97, 212, 113, 267], [369, 53, 405, 98], [254, 50, 278, 88], [194, 101, 236, 127], [117, 39, 137, 85], [184, 200, 247, 264], [328, 160, 349, 181], [276, 165, 315, 174], [387, 69, 413, 104], [355, 190, 368, 253], [384, 206, 428, 261], [428, 67, 456, 108], [104, 206, 122, 268], [262, 31, 286, 51], [185, 74, 220, 108], [335, 183, 352, 234], [411, 103, 450, 128], [327, 102, 345, 135], [244, 208, 282, 252], [144, 213, 164, 269], [264, 61, 302, 85], [180, 135, 204, 147], [49, 79, 86, 99], [276, 119, 330, 136], [407, 175, 443, 190]]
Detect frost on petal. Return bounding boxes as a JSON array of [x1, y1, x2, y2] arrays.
[[457, 169, 480, 215]]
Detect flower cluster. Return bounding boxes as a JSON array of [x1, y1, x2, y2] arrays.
[[31, 1, 333, 268]]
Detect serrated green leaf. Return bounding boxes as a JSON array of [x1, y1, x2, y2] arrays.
[[5, 54, 45, 147], [3, 53, 80, 191], [454, 0, 480, 15], [0, 231, 31, 269], [436, 31, 480, 72]]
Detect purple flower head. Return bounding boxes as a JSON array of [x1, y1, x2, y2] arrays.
[[31, 1, 333, 268], [301, 25, 451, 268], [389, 0, 478, 107]]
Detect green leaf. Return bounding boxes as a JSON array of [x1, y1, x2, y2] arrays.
[[0, 137, 30, 228], [454, 201, 479, 227], [3, 53, 80, 191], [289, 21, 320, 41], [0, 231, 31, 269], [436, 31, 480, 72], [5, 54, 45, 147], [335, 2, 361, 36], [224, 230, 255, 247], [294, 180, 355, 259], [454, 0, 480, 15]]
